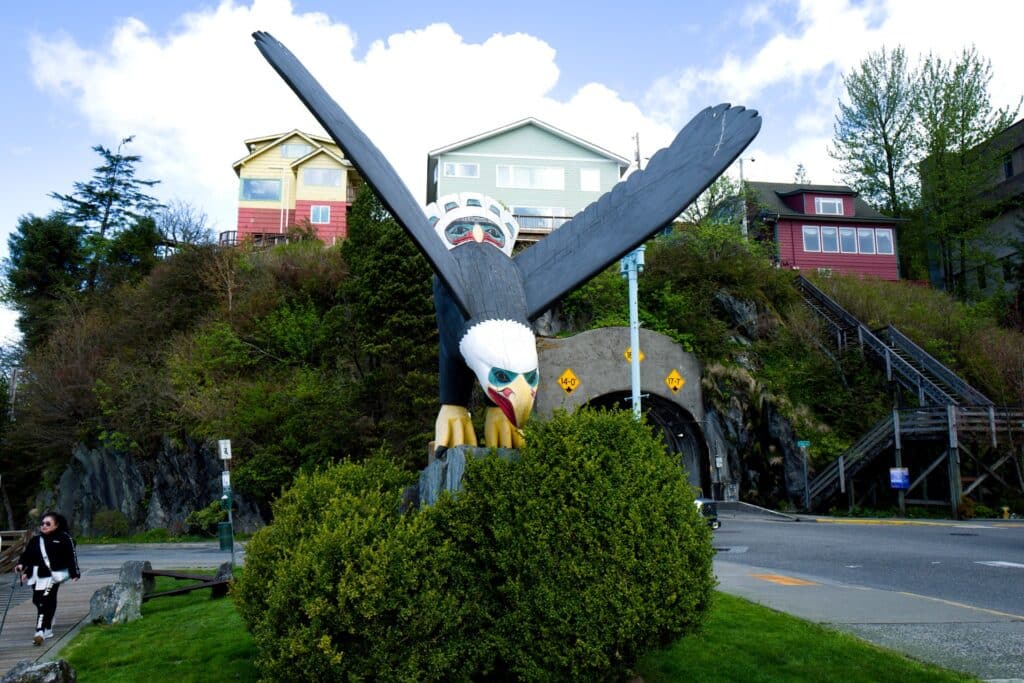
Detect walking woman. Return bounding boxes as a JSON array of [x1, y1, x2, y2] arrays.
[[14, 512, 80, 645]]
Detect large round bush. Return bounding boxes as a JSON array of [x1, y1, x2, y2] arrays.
[[435, 407, 715, 681], [236, 409, 714, 682]]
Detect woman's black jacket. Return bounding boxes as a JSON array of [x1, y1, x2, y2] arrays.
[[18, 531, 81, 579]]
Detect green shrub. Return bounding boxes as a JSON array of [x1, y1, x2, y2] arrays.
[[185, 501, 227, 536], [91, 508, 130, 538], [436, 407, 715, 682], [236, 409, 714, 682]]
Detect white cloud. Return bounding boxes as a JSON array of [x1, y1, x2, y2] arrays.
[[27, 0, 663, 235]]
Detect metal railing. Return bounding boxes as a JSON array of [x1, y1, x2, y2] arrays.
[[796, 276, 956, 406], [879, 325, 993, 406]]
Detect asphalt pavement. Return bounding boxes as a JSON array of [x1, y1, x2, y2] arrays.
[[713, 509, 1024, 682]]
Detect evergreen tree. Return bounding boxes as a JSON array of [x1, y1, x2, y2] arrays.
[[50, 136, 162, 292], [3, 213, 86, 348], [338, 188, 438, 459]]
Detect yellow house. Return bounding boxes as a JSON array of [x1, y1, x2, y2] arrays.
[[230, 130, 362, 245]]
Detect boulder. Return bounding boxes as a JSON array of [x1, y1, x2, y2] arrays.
[[417, 446, 519, 508], [117, 560, 155, 596], [1, 659, 76, 683], [88, 582, 142, 625]]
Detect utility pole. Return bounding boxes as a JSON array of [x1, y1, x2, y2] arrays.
[[738, 156, 754, 238], [622, 133, 645, 420]]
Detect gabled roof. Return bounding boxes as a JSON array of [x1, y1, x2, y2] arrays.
[[747, 181, 900, 222], [428, 117, 630, 167], [289, 147, 351, 169], [232, 130, 340, 171], [242, 129, 334, 153]]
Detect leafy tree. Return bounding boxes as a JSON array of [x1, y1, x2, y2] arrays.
[[3, 213, 86, 348], [915, 47, 1020, 295], [50, 136, 162, 292], [679, 175, 740, 225], [830, 45, 917, 218]]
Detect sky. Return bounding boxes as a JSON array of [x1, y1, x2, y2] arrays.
[[1, 0, 1021, 345]]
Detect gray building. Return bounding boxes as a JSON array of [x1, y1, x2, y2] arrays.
[[426, 118, 629, 241]]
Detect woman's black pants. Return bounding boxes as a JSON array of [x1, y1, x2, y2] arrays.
[[32, 583, 60, 631]]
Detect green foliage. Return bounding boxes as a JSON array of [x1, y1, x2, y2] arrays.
[[237, 409, 713, 682], [91, 508, 131, 538], [185, 501, 227, 536], [3, 213, 86, 348]]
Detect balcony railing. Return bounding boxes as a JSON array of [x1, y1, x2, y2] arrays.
[[512, 214, 569, 241], [218, 231, 290, 247]]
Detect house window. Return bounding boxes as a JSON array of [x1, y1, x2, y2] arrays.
[[857, 228, 875, 254], [815, 197, 843, 215], [820, 226, 839, 253], [802, 226, 821, 252], [875, 229, 894, 255], [839, 227, 857, 253], [443, 162, 480, 178], [497, 165, 564, 190], [303, 168, 342, 187], [580, 167, 601, 192], [240, 178, 281, 201], [512, 206, 568, 230], [1004, 154, 1014, 180], [281, 142, 313, 158], [310, 205, 331, 224]]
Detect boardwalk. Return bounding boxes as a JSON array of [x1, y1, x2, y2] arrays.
[[0, 542, 240, 677]]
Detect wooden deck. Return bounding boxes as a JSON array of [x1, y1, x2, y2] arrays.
[[0, 568, 119, 674]]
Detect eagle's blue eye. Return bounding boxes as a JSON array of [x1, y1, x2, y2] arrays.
[[524, 370, 538, 387], [489, 368, 514, 386]]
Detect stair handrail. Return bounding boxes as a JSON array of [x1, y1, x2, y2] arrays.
[[807, 416, 894, 503], [795, 276, 956, 406], [881, 325, 993, 406]]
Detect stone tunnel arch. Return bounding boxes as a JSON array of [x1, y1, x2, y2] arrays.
[[534, 327, 712, 496]]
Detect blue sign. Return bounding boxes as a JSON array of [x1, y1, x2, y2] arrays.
[[796, 440, 811, 448], [890, 467, 909, 490]]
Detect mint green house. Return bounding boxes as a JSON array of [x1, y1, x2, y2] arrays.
[[426, 118, 630, 241]]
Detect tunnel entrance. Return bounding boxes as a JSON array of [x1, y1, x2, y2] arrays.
[[586, 391, 711, 496]]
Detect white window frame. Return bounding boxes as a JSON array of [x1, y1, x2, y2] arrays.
[[815, 197, 843, 215], [302, 167, 343, 187], [875, 228, 895, 255], [802, 225, 821, 252], [839, 227, 857, 253], [857, 227, 875, 254], [442, 161, 480, 178], [820, 226, 839, 253], [496, 165, 565, 190], [310, 205, 331, 225], [580, 167, 601, 192]]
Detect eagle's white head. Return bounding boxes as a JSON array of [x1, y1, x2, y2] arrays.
[[459, 319, 538, 429]]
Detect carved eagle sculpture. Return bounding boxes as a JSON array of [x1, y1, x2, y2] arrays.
[[253, 31, 761, 449]]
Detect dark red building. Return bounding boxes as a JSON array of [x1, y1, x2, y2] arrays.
[[748, 182, 902, 280]]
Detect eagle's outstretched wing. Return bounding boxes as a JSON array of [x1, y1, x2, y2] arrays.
[[253, 31, 473, 317], [515, 104, 761, 320]]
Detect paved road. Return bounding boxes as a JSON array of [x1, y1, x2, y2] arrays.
[[713, 510, 1024, 681]]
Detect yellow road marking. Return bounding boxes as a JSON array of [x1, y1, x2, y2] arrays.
[[896, 591, 1024, 620], [813, 518, 997, 528], [749, 573, 818, 586]]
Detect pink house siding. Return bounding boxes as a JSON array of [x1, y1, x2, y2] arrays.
[[294, 199, 349, 244], [237, 207, 293, 238], [776, 219, 898, 280]]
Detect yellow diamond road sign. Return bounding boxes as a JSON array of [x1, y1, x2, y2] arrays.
[[665, 369, 685, 394], [558, 368, 580, 395], [624, 347, 645, 363]]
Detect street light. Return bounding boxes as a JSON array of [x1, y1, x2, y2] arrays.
[[738, 156, 755, 238]]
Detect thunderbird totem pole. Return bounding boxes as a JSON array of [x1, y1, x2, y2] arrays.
[[253, 31, 761, 450]]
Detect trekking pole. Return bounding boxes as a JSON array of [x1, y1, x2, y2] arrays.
[[0, 572, 21, 639]]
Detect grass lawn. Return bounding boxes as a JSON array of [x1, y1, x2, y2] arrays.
[[61, 585, 976, 682]]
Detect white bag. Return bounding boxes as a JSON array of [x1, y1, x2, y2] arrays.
[[50, 569, 70, 584]]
